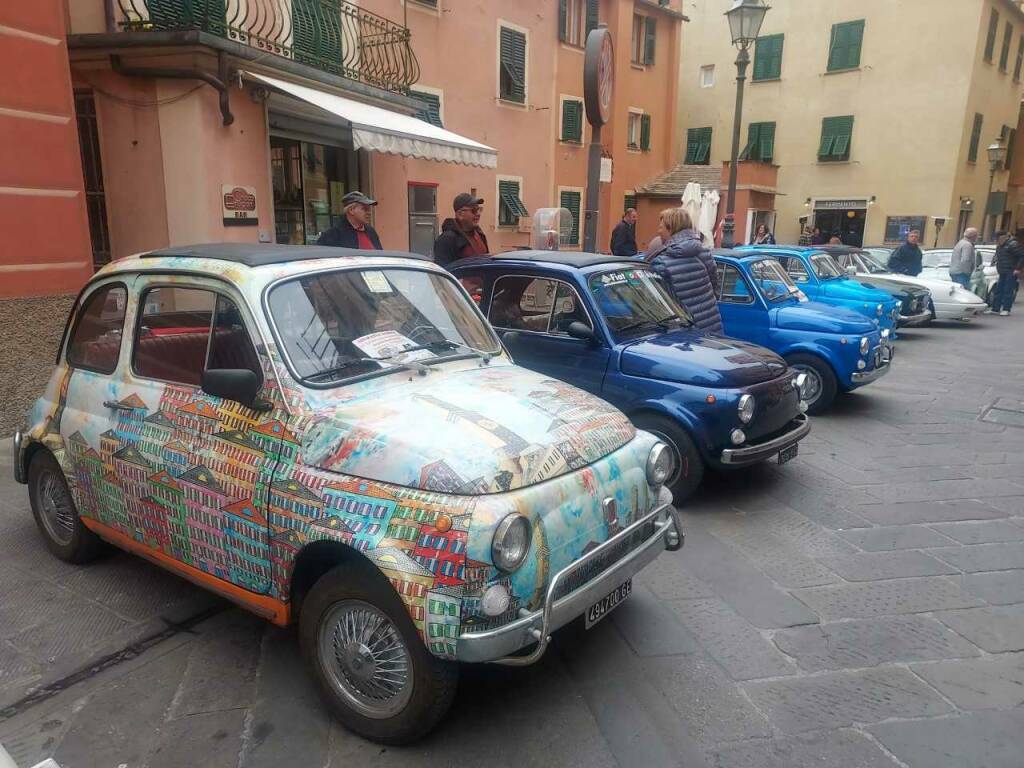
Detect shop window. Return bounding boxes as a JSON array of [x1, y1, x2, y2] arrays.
[[559, 0, 598, 47], [827, 20, 864, 72], [561, 98, 584, 143], [66, 284, 127, 374], [753, 34, 784, 81], [740, 121, 775, 163], [818, 116, 854, 162], [685, 127, 712, 164], [499, 26, 527, 104], [271, 137, 360, 245]]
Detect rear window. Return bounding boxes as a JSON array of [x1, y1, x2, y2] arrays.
[[66, 284, 128, 374]]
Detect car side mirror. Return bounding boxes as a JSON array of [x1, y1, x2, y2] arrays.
[[845, 265, 858, 276], [566, 321, 598, 343], [202, 369, 272, 412]]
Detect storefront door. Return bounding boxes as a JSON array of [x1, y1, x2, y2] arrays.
[[813, 207, 866, 246]]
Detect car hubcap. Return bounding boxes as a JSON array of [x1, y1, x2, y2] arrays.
[[645, 429, 685, 486], [38, 469, 75, 546], [318, 600, 413, 719], [791, 365, 822, 405]]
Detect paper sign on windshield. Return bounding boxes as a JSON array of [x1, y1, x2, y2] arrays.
[[351, 330, 435, 362]]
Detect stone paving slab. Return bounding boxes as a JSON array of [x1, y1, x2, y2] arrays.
[[864, 478, 1024, 503], [791, 577, 984, 621], [928, 519, 1024, 544], [822, 550, 958, 581], [772, 616, 981, 673], [933, 605, 1024, 652], [911, 652, 1024, 711], [705, 729, 899, 768], [855, 500, 1008, 525], [869, 711, 1024, 768], [961, 570, 1024, 605], [742, 667, 953, 734], [928, 542, 1024, 572], [837, 524, 958, 552]]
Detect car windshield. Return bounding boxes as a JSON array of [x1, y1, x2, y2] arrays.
[[750, 259, 801, 302], [857, 252, 890, 273], [589, 267, 692, 335], [922, 250, 952, 268], [811, 253, 844, 279], [268, 267, 501, 384]]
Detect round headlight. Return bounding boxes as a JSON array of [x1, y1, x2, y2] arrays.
[[492, 514, 531, 572], [876, 303, 884, 317], [646, 442, 673, 487], [881, 328, 891, 340], [738, 394, 755, 424], [859, 336, 869, 355], [795, 372, 809, 400]]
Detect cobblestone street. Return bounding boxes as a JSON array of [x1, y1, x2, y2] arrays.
[[2, 312, 1023, 768]]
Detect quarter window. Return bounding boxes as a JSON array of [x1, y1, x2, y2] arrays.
[[66, 284, 128, 374]]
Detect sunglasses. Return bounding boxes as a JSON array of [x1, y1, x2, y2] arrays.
[[458, 206, 483, 214]]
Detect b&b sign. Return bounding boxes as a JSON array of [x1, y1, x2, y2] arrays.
[[222, 185, 258, 226]]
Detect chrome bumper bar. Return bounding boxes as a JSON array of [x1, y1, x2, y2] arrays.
[[898, 310, 931, 326], [851, 360, 891, 383], [719, 413, 811, 465], [12, 430, 26, 484], [456, 490, 680, 666]]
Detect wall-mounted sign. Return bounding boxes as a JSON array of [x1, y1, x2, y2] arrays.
[[814, 198, 868, 211], [222, 185, 258, 226], [584, 27, 614, 127], [600, 157, 613, 183], [883, 215, 926, 243]]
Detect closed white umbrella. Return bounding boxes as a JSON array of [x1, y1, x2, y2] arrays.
[[681, 182, 702, 229], [699, 190, 720, 245]]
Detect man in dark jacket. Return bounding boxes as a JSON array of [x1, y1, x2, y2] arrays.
[[887, 229, 924, 276], [610, 208, 639, 257], [316, 191, 383, 249], [990, 229, 1024, 315], [433, 193, 490, 268]]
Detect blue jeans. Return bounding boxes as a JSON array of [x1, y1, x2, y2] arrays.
[[991, 273, 1019, 312], [951, 273, 970, 289]]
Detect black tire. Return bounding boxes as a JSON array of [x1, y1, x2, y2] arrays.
[[633, 413, 705, 503], [28, 450, 104, 564], [785, 352, 838, 415], [299, 563, 459, 745]]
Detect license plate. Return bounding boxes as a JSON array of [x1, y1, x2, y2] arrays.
[[778, 443, 799, 465], [585, 578, 632, 629]]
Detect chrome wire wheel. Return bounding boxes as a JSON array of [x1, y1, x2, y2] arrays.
[[37, 467, 76, 547], [318, 600, 414, 720], [790, 364, 822, 406]]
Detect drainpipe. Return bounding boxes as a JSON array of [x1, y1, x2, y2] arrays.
[[111, 53, 235, 126], [104, 0, 116, 33]]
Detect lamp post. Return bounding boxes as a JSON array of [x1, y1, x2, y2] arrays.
[[985, 137, 1007, 241], [721, 0, 770, 249]]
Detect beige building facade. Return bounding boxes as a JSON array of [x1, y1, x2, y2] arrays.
[[677, 0, 1024, 248]]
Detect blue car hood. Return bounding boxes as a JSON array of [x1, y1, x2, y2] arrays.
[[773, 301, 878, 334], [821, 278, 893, 304], [620, 329, 788, 388]]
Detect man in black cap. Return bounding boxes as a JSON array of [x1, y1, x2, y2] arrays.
[[317, 191, 383, 250], [433, 192, 490, 267]]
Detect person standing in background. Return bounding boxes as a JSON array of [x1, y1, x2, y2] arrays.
[[990, 229, 1024, 315], [949, 227, 979, 289], [888, 229, 924, 276], [610, 208, 639, 257], [750, 223, 776, 245], [648, 208, 723, 334], [316, 191, 383, 249], [433, 193, 490, 267]]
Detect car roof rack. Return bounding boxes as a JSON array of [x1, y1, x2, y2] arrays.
[[140, 243, 431, 267]]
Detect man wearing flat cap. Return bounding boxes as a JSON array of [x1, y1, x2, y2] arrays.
[[433, 192, 490, 268], [317, 191, 383, 250]]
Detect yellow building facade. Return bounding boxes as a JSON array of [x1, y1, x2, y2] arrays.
[[677, 0, 1024, 247]]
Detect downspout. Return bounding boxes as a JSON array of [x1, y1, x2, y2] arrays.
[[110, 52, 235, 126], [104, 0, 116, 32]]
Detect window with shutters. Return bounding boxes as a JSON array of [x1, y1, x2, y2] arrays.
[[624, 193, 637, 213], [752, 34, 784, 81], [1000, 21, 1013, 71], [559, 0, 598, 47], [497, 178, 528, 227], [827, 20, 864, 72], [559, 189, 582, 245], [631, 15, 655, 65], [1015, 36, 1024, 80], [627, 111, 641, 149], [740, 121, 775, 163], [985, 9, 999, 62], [411, 89, 443, 128], [640, 114, 652, 151], [968, 113, 984, 163], [1005, 125, 1017, 168], [499, 25, 527, 104], [818, 116, 854, 161], [685, 127, 712, 165], [560, 97, 584, 143]]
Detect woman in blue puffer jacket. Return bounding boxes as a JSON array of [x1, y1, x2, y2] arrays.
[[646, 208, 723, 334]]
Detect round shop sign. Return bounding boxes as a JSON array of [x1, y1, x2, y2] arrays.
[[584, 26, 614, 127]]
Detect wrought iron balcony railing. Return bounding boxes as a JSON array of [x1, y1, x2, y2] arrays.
[[116, 0, 420, 95]]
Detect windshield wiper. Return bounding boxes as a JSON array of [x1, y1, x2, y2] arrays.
[[617, 318, 671, 333], [303, 359, 371, 383], [427, 339, 494, 365]]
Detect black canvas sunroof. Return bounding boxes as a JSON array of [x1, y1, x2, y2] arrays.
[[140, 243, 429, 267]]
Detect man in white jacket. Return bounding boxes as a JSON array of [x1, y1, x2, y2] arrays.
[[950, 227, 979, 289]]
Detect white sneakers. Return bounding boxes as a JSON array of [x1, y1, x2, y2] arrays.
[[1000, 310, 1010, 316]]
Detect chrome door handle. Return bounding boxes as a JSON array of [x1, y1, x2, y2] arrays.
[[103, 400, 138, 411]]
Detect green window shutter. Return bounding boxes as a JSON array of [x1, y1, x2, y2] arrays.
[[1007, 128, 1017, 168], [685, 128, 699, 163], [559, 190, 582, 245], [644, 16, 657, 64], [559, 0, 568, 42], [640, 114, 652, 150], [499, 27, 527, 103], [985, 9, 999, 62], [499, 180, 528, 225], [818, 119, 835, 158], [828, 20, 864, 71], [753, 34, 783, 81], [694, 127, 712, 164], [1000, 22, 1013, 71], [292, 0, 342, 74], [561, 99, 582, 142], [412, 91, 443, 129], [758, 122, 775, 162], [624, 193, 637, 212], [1015, 37, 1024, 80], [819, 115, 853, 160], [968, 113, 983, 162], [739, 122, 759, 160], [586, 0, 599, 35]]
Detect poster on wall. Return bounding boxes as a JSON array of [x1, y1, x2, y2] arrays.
[[222, 185, 259, 226], [883, 215, 926, 243]]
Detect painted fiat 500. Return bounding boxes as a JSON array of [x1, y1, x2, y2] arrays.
[[451, 252, 811, 502], [13, 244, 681, 744], [738, 245, 901, 334], [714, 252, 892, 413]]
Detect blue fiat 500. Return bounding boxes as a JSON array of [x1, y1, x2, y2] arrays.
[[714, 252, 893, 413], [452, 252, 811, 501], [737, 245, 900, 334]]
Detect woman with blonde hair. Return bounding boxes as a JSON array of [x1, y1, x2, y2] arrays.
[[647, 207, 723, 333]]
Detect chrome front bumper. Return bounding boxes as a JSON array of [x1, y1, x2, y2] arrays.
[[851, 357, 891, 383], [12, 430, 26, 484], [719, 413, 811, 465], [898, 310, 931, 326], [456, 491, 680, 665]]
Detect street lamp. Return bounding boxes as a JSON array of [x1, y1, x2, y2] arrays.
[[721, 0, 770, 248], [985, 138, 1007, 240]]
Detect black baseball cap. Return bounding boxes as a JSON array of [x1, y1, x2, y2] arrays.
[[453, 192, 484, 211], [341, 191, 377, 207]]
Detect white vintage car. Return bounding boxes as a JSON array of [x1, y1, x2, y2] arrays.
[[867, 247, 999, 303], [846, 249, 987, 321]]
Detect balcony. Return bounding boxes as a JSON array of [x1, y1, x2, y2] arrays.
[[112, 0, 420, 95]]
